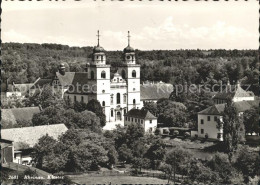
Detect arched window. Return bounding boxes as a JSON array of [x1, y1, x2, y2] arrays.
[[111, 95, 113, 104], [123, 94, 127, 103], [117, 93, 120, 104], [122, 70, 126, 79], [102, 101, 105, 107], [91, 71, 94, 79], [132, 70, 136, 78], [102, 90, 105, 93], [101, 55, 103, 62], [133, 99, 136, 104], [101, 71, 106, 79], [111, 110, 114, 117]]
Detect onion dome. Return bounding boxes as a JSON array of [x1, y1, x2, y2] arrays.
[[123, 45, 135, 53], [124, 31, 135, 53], [93, 45, 105, 53], [59, 63, 65, 69]]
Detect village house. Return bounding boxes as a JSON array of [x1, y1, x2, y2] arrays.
[[1, 138, 14, 164], [213, 80, 255, 104], [1, 107, 41, 128], [1, 124, 68, 165], [124, 108, 158, 133]]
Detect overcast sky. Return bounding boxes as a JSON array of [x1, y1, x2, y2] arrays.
[[2, 1, 258, 50]]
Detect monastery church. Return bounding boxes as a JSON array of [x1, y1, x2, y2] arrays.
[[64, 31, 142, 126]]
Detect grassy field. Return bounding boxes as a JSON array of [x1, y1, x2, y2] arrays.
[[68, 175, 169, 184]]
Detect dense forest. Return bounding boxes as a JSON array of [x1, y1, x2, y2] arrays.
[[2, 42, 259, 95]]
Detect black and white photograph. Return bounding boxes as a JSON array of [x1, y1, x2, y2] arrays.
[[1, 0, 259, 184]]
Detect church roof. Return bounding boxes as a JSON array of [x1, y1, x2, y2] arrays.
[[31, 78, 52, 89], [140, 83, 173, 101], [1, 124, 68, 148], [93, 45, 105, 53], [55, 71, 76, 87], [2, 107, 41, 127], [213, 84, 254, 100], [198, 100, 258, 115], [124, 108, 157, 119], [66, 73, 90, 94]]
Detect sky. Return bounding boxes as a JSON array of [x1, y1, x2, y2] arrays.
[[2, 1, 259, 50]]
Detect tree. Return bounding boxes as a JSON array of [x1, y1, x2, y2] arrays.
[[217, 99, 245, 159], [143, 101, 158, 116], [188, 158, 219, 184], [165, 147, 192, 183], [243, 106, 259, 135], [207, 153, 235, 184], [235, 146, 260, 183], [86, 99, 106, 127], [145, 138, 166, 169], [33, 134, 57, 169]]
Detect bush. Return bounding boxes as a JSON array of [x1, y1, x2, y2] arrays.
[[155, 128, 161, 135], [163, 128, 170, 135], [173, 130, 179, 136], [184, 132, 190, 138]]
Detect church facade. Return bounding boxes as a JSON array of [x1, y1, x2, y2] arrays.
[[64, 31, 141, 124]]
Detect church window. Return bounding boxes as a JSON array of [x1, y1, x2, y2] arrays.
[[133, 99, 136, 105], [117, 93, 120, 104], [132, 55, 134, 62], [117, 78, 119, 82], [132, 118, 133, 122], [74, 96, 77, 102], [102, 101, 105, 107], [111, 95, 113, 104], [67, 96, 69, 100], [102, 90, 105, 93], [141, 120, 143, 124], [81, 96, 84, 102], [101, 55, 103, 62], [133, 88, 135, 91], [132, 70, 136, 78], [124, 109, 127, 114], [101, 71, 106, 79], [122, 70, 126, 79], [150, 120, 152, 124], [91, 71, 94, 79], [123, 94, 127, 103], [111, 110, 114, 117], [127, 55, 131, 60]]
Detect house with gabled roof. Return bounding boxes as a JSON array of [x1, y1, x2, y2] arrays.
[[1, 124, 68, 165], [140, 82, 173, 107], [213, 81, 254, 104], [197, 100, 258, 141], [2, 107, 41, 128], [124, 108, 157, 133]]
